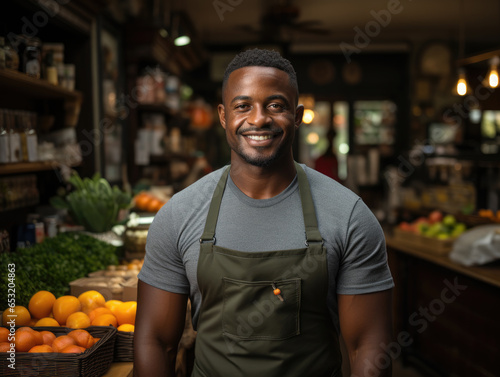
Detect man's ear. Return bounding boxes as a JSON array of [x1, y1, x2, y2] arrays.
[[218, 104, 226, 129], [295, 105, 304, 129]]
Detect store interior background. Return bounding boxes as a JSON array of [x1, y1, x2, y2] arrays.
[[1, 1, 500, 376], [2, 0, 500, 222]]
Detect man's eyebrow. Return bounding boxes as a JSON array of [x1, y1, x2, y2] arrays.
[[267, 95, 290, 107], [230, 95, 251, 104]]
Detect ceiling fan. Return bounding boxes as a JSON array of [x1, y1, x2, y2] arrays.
[[237, 0, 330, 42]]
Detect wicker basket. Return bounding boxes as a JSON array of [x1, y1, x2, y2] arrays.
[[0, 326, 117, 377], [114, 330, 134, 362]]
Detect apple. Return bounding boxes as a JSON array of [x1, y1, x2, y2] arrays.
[[443, 214, 456, 226], [428, 210, 443, 224]]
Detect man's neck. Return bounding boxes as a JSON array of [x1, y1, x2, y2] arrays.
[[229, 158, 297, 200]]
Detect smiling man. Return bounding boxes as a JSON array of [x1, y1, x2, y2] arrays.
[[135, 48, 394, 377]]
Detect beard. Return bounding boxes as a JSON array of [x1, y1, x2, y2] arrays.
[[235, 146, 279, 167]]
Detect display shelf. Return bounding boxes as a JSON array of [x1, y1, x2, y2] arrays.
[[0, 161, 79, 176], [137, 103, 177, 116], [0, 69, 83, 101]]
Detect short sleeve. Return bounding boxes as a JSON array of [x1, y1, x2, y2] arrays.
[[336, 199, 394, 294], [137, 203, 191, 294]]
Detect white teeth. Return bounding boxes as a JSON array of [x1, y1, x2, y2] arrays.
[[247, 135, 272, 141]]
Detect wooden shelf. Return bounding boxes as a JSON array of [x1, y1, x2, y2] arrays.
[[0, 68, 83, 101], [0, 161, 77, 175], [137, 103, 177, 116]]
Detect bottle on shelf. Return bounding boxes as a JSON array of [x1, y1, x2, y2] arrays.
[[23, 37, 42, 79], [6, 110, 21, 163], [0, 109, 9, 163]]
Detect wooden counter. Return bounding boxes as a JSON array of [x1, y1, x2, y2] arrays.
[[386, 234, 500, 377], [385, 235, 500, 289], [103, 362, 133, 377]]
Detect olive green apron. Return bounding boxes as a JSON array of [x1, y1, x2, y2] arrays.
[[193, 162, 342, 377]]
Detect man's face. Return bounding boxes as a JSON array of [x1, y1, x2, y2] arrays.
[[218, 66, 303, 168]]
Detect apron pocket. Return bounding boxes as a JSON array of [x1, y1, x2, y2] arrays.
[[222, 277, 301, 340]]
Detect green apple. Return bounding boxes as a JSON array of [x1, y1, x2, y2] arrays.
[[443, 215, 456, 226]]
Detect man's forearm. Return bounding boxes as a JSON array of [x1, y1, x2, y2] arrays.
[[134, 338, 177, 377], [349, 347, 392, 377]]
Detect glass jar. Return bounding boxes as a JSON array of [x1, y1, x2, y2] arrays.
[[4, 42, 19, 71], [24, 37, 41, 78]]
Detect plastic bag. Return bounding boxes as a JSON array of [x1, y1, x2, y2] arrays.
[[449, 224, 500, 266]]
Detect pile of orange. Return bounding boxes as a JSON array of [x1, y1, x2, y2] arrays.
[[1, 290, 136, 333], [133, 191, 166, 213], [0, 327, 100, 353]]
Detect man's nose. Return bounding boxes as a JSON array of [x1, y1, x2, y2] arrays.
[[247, 106, 271, 127]]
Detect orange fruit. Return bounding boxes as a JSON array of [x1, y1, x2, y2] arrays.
[[17, 326, 35, 333], [66, 312, 91, 329], [92, 337, 101, 346], [104, 300, 123, 314], [0, 342, 10, 352], [91, 314, 117, 327], [29, 291, 57, 319], [14, 330, 38, 352], [134, 192, 153, 210], [60, 344, 86, 353], [35, 317, 60, 327], [31, 330, 44, 346], [52, 296, 81, 325], [147, 198, 163, 213], [68, 329, 94, 349], [40, 331, 56, 346], [88, 307, 113, 322], [114, 301, 137, 326], [2, 306, 31, 326], [117, 324, 135, 332], [51, 335, 76, 352], [78, 290, 106, 314], [0, 327, 10, 343], [28, 344, 53, 353]]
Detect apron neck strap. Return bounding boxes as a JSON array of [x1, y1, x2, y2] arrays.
[[200, 162, 322, 244], [294, 161, 323, 244]]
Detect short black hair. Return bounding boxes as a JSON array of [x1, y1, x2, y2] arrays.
[[222, 48, 299, 100]]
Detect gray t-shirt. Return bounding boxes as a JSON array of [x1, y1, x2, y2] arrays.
[[138, 164, 394, 332]]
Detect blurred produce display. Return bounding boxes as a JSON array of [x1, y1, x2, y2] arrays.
[[0, 232, 119, 307], [397, 210, 467, 239]]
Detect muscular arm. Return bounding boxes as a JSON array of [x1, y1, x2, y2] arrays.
[[338, 289, 393, 377], [134, 280, 188, 377]]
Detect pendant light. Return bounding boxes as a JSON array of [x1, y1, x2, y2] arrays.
[[171, 12, 191, 47], [456, 68, 468, 96], [456, 0, 468, 96], [488, 56, 499, 88]]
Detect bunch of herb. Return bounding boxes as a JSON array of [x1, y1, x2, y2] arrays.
[[50, 172, 132, 233]]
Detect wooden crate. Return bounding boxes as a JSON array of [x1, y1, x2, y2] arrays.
[[392, 228, 456, 255]]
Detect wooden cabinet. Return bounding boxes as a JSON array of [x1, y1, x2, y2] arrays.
[[386, 235, 500, 376]]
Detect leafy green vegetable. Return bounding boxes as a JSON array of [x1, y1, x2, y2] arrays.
[[50, 172, 132, 233], [0, 232, 119, 308]]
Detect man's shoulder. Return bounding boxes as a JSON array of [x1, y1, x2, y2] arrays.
[[169, 166, 227, 204], [301, 164, 359, 202]]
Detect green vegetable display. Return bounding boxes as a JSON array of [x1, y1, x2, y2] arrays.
[[50, 172, 132, 233], [0, 232, 119, 308]]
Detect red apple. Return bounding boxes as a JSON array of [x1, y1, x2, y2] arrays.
[[428, 210, 443, 224]]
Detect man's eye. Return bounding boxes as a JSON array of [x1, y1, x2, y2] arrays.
[[269, 103, 284, 110], [235, 104, 249, 110]]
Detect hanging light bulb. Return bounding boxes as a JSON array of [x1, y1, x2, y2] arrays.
[[302, 109, 315, 124], [488, 56, 499, 88], [456, 68, 468, 96]]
